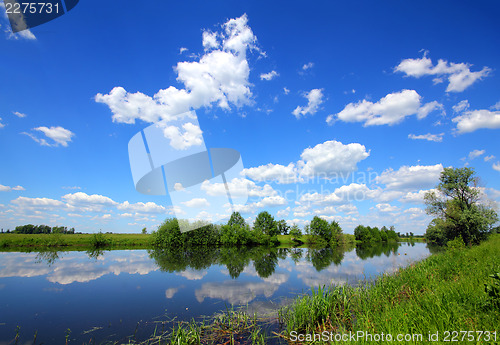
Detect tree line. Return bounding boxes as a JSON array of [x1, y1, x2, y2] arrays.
[[7, 224, 77, 234], [151, 211, 344, 248], [354, 225, 398, 243]]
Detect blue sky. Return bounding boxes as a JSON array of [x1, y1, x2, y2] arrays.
[[1, 0, 499, 234]]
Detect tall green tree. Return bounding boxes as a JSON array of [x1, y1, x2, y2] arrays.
[[329, 220, 343, 245], [310, 216, 332, 242], [253, 211, 278, 237], [277, 219, 290, 235], [424, 167, 498, 245], [228, 211, 246, 228]]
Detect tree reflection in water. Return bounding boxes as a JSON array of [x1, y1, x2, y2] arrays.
[[28, 241, 435, 279], [35, 249, 61, 266], [148, 243, 360, 278]]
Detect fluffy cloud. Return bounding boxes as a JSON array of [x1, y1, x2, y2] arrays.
[[117, 201, 167, 214], [395, 53, 490, 92], [299, 140, 370, 177], [242, 140, 369, 183], [468, 149, 485, 160], [201, 177, 278, 198], [299, 183, 378, 206], [96, 14, 257, 124], [11, 196, 64, 209], [241, 163, 298, 184], [408, 133, 444, 142], [255, 195, 287, 207], [400, 189, 436, 204], [62, 192, 117, 213], [181, 198, 210, 208], [0, 117, 4, 128], [23, 126, 75, 147], [0, 184, 25, 192], [63, 192, 117, 206], [376, 164, 443, 191], [292, 89, 324, 118], [375, 203, 400, 213], [493, 162, 500, 172], [162, 122, 203, 150], [452, 109, 500, 134], [260, 70, 279, 81], [331, 90, 443, 126], [276, 207, 290, 218], [202, 31, 219, 49]]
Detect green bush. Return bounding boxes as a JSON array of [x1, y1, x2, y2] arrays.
[[446, 236, 466, 250], [90, 231, 111, 248]]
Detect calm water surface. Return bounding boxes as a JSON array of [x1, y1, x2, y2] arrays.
[[0, 242, 432, 344]]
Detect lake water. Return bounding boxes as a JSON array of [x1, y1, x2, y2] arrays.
[[0, 242, 432, 344]]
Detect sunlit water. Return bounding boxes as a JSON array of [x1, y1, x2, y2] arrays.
[[0, 242, 432, 344]]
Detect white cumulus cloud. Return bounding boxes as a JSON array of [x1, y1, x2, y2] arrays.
[[292, 88, 324, 119], [241, 163, 298, 184], [117, 201, 167, 214], [299, 140, 370, 177], [376, 164, 443, 191], [331, 90, 442, 126], [23, 126, 75, 147], [260, 70, 279, 81], [395, 53, 490, 92], [162, 122, 203, 150], [181, 198, 210, 208], [468, 149, 485, 160], [452, 108, 500, 134], [96, 14, 257, 124], [0, 184, 25, 192]]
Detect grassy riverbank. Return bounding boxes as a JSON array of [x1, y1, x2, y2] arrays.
[[278, 234, 500, 344], [0, 233, 151, 249], [398, 237, 426, 242], [132, 234, 499, 344]]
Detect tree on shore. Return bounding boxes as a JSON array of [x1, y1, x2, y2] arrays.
[[424, 167, 498, 245], [228, 211, 246, 228], [309, 216, 343, 245], [253, 211, 278, 237]]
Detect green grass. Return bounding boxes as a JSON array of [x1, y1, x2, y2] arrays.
[[278, 234, 500, 344], [0, 233, 151, 249], [399, 237, 426, 242]]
